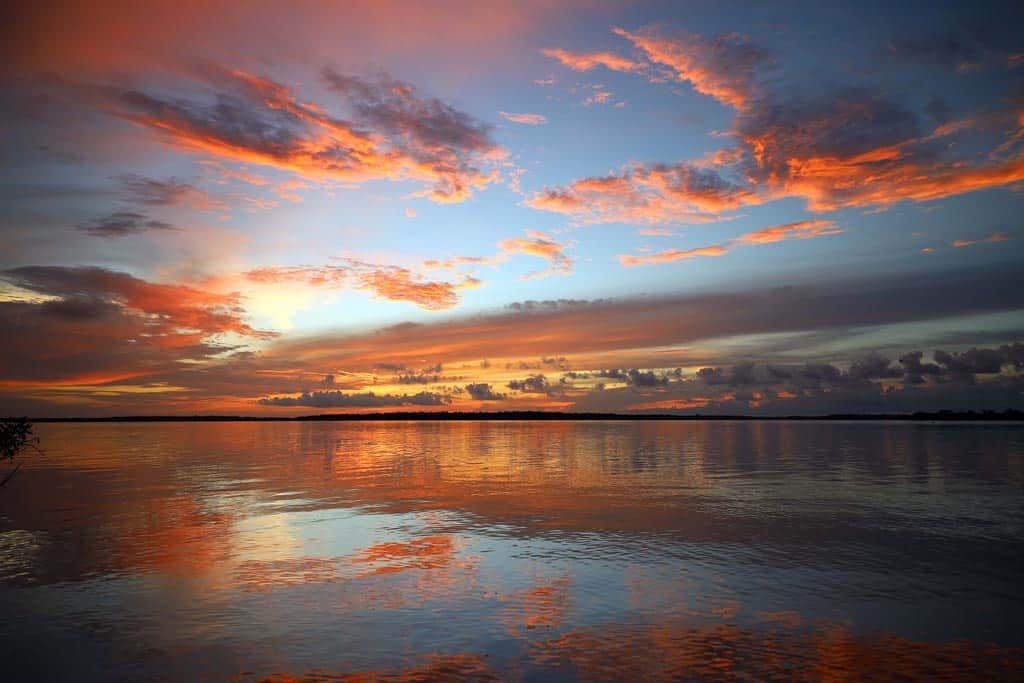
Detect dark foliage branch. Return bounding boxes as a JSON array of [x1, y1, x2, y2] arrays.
[[0, 418, 41, 488]]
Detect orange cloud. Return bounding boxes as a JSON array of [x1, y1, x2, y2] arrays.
[[619, 246, 728, 265], [732, 219, 842, 245], [738, 94, 1024, 212], [614, 26, 771, 110], [626, 397, 714, 411], [771, 147, 1024, 212], [619, 219, 841, 265], [497, 230, 574, 278], [541, 48, 646, 73], [246, 259, 480, 311], [526, 162, 761, 225], [530, 107, 1024, 224], [528, 37, 1024, 224], [88, 67, 505, 204]]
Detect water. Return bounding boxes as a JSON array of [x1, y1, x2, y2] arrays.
[[0, 420, 1021, 681]]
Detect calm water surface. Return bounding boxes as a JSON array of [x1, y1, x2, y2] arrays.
[[1, 421, 1022, 681]]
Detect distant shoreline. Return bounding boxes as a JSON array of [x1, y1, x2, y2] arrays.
[[19, 410, 1024, 423]]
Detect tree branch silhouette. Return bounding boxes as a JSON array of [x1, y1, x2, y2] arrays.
[[0, 418, 42, 488]]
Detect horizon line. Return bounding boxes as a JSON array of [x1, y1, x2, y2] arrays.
[[11, 409, 1024, 423]]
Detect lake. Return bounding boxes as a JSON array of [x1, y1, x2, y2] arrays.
[[0, 421, 1021, 681]]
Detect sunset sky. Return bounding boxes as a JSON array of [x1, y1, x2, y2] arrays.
[[1, 0, 1023, 416]]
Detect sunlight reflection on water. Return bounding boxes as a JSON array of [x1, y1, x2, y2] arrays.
[[0, 420, 1021, 681]]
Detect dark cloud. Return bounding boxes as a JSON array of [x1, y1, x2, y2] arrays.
[[77, 211, 177, 238], [697, 367, 726, 385], [934, 346, 1012, 383], [721, 345, 1021, 394], [374, 363, 408, 373], [258, 390, 449, 408], [614, 343, 1024, 416], [464, 383, 505, 401], [729, 361, 757, 385], [799, 363, 845, 385], [627, 369, 668, 387], [1001, 343, 1024, 368], [881, 8, 1024, 72], [924, 96, 951, 124], [542, 356, 569, 370], [848, 353, 902, 380], [117, 174, 226, 211], [506, 299, 595, 312], [898, 351, 942, 385], [507, 374, 549, 393], [697, 354, 902, 389], [737, 86, 923, 176], [597, 368, 628, 382], [887, 30, 986, 69], [583, 368, 672, 387], [397, 373, 441, 385], [0, 265, 271, 385], [322, 69, 495, 157], [119, 175, 193, 205]]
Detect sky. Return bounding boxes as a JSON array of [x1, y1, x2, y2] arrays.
[[1, 0, 1023, 416]]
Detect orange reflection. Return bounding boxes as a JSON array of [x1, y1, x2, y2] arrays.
[[240, 653, 497, 683], [352, 535, 457, 576], [530, 620, 1024, 681], [500, 575, 572, 635]]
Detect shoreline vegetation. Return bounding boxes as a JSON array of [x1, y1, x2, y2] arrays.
[[15, 409, 1024, 423]]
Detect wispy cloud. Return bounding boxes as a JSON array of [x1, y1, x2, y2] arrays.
[[541, 48, 646, 73], [497, 230, 574, 278], [619, 220, 841, 265], [119, 174, 227, 211], [425, 230, 574, 280], [952, 232, 1010, 247], [499, 111, 548, 125], [77, 212, 178, 238]]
